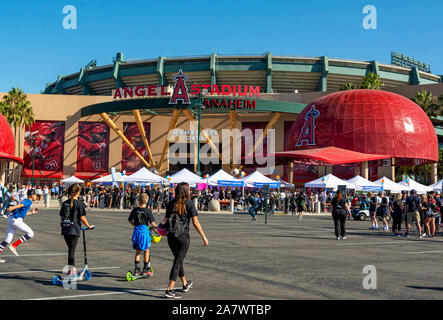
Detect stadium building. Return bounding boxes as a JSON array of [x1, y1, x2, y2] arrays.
[[4, 53, 443, 185]]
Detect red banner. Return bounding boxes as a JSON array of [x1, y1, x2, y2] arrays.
[[121, 122, 151, 173], [22, 121, 65, 178], [76, 122, 110, 173]]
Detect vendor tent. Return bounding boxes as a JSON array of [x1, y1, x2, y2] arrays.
[[345, 175, 382, 192], [124, 167, 167, 184], [92, 172, 124, 184], [305, 174, 355, 190], [373, 176, 406, 193], [241, 170, 280, 188], [206, 169, 244, 187], [398, 177, 433, 194], [279, 180, 295, 188], [169, 168, 205, 184], [61, 176, 84, 185], [429, 179, 443, 192]]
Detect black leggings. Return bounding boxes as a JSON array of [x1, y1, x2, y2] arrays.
[[392, 215, 403, 232], [332, 210, 347, 238], [167, 233, 190, 282], [64, 235, 80, 267]]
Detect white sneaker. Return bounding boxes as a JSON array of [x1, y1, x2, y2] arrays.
[[0, 259, 5, 263], [342, 236, 347, 240], [8, 245, 18, 256], [336, 237, 341, 240]]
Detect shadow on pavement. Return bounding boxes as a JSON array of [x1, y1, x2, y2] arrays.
[[0, 272, 164, 299], [407, 286, 443, 291]]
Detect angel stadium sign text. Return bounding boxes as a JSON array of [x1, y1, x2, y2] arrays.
[[112, 70, 259, 110]]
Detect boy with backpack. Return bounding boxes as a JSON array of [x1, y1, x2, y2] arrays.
[[128, 193, 157, 277]]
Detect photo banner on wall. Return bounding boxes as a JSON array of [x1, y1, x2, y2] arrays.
[[122, 122, 151, 173], [22, 121, 65, 178], [76, 122, 110, 173]]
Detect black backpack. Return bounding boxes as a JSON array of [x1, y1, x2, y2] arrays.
[[408, 197, 417, 212], [167, 213, 188, 238]]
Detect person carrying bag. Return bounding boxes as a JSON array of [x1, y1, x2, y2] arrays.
[[162, 182, 208, 299], [60, 184, 94, 277]]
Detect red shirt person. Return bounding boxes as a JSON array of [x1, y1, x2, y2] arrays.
[[77, 123, 109, 172]]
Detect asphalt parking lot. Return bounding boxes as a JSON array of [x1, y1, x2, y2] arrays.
[[0, 209, 442, 300]]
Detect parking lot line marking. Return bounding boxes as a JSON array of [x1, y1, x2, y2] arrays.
[[27, 288, 170, 300], [405, 250, 443, 255], [0, 266, 120, 275]]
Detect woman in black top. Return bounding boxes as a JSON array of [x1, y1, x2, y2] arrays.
[[59, 184, 94, 277], [331, 191, 350, 240], [163, 182, 208, 299], [391, 194, 404, 236]]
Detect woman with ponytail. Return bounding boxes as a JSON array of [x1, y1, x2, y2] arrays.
[[60, 184, 94, 277], [163, 182, 208, 299]]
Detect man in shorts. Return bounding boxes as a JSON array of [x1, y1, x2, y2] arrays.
[[405, 189, 421, 238], [368, 192, 379, 230]]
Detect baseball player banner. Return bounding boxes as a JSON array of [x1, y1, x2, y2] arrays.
[[23, 121, 65, 175], [76, 122, 110, 173], [121, 122, 151, 173]]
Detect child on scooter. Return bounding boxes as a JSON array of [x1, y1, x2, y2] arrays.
[[128, 193, 157, 277]]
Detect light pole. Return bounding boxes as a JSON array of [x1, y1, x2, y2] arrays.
[[31, 137, 37, 186], [194, 91, 206, 176]]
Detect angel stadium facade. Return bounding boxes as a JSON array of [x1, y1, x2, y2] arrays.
[[5, 53, 443, 185]]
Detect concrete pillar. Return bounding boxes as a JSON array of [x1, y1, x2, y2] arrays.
[[45, 195, 50, 208], [362, 161, 369, 180], [432, 163, 438, 184], [193, 197, 198, 211], [391, 158, 396, 182], [288, 161, 294, 184], [230, 199, 234, 213]]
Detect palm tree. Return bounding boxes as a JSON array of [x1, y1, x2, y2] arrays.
[[341, 73, 384, 90], [359, 72, 384, 90], [412, 90, 439, 118], [0, 88, 35, 159]]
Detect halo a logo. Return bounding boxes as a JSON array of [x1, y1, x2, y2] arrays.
[[296, 105, 320, 147], [169, 69, 191, 104]]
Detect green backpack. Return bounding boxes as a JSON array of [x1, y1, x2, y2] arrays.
[[167, 213, 187, 238]]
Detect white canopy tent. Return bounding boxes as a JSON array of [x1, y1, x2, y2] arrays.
[[398, 177, 433, 194], [279, 180, 295, 188], [429, 179, 443, 192], [241, 170, 280, 188], [373, 176, 407, 193], [345, 175, 382, 192], [61, 176, 84, 185], [305, 174, 355, 190], [169, 168, 205, 185], [206, 169, 244, 187], [124, 167, 167, 184], [92, 172, 124, 184]]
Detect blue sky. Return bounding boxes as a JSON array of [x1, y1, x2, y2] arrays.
[[0, 0, 442, 93]]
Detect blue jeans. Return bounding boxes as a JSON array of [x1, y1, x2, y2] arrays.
[[249, 205, 257, 218]]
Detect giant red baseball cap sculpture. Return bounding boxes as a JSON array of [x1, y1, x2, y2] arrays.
[[275, 89, 438, 165], [0, 114, 23, 165]]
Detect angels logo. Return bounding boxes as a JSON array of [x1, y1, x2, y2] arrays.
[[169, 69, 191, 104], [296, 105, 320, 147]]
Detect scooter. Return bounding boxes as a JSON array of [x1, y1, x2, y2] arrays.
[[125, 264, 154, 281], [52, 226, 95, 286]]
